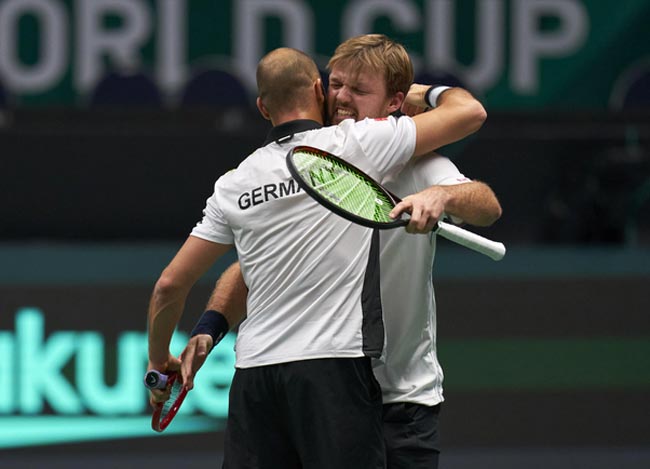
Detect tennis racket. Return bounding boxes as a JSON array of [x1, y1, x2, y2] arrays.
[[286, 145, 506, 261], [144, 370, 189, 432]]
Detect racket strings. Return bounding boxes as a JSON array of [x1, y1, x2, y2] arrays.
[[294, 150, 395, 223], [314, 167, 373, 216]]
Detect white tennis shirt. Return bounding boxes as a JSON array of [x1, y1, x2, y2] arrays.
[[191, 116, 416, 368], [374, 154, 470, 406]]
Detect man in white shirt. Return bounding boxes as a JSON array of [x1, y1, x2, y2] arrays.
[[147, 44, 487, 469], [328, 35, 502, 468]]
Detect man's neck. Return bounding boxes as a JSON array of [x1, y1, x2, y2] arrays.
[[262, 119, 323, 146], [271, 109, 323, 127]]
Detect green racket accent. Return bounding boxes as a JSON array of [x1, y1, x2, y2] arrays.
[[290, 147, 396, 224]]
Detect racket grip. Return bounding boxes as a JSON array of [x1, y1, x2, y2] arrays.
[[144, 370, 169, 390], [435, 221, 506, 261]]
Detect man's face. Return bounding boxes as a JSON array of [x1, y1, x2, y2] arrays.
[[327, 65, 397, 125]]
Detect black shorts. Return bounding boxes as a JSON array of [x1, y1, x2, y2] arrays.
[[223, 357, 384, 469], [383, 402, 441, 469]]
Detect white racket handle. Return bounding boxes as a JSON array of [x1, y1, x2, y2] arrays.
[[435, 221, 506, 261]]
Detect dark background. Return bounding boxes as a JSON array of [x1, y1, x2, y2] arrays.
[[2, 108, 649, 245]]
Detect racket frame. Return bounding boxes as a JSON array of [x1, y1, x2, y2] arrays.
[[286, 145, 407, 229], [145, 371, 189, 433]]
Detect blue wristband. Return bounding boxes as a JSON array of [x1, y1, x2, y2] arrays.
[[190, 310, 229, 351]]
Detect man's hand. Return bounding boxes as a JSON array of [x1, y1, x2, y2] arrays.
[[180, 334, 214, 390], [147, 354, 181, 408], [403, 83, 431, 109], [401, 101, 428, 117], [401, 83, 430, 117], [389, 186, 451, 234]]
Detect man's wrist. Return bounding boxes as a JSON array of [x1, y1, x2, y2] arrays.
[[424, 85, 452, 108], [148, 361, 168, 372], [190, 310, 229, 351], [148, 351, 171, 371]]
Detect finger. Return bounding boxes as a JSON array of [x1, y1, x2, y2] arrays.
[[406, 205, 424, 234], [180, 343, 197, 390], [168, 356, 182, 371], [195, 338, 209, 359], [183, 372, 195, 391], [410, 204, 438, 234], [182, 362, 197, 391], [389, 200, 412, 220], [424, 213, 440, 233], [414, 209, 440, 234], [149, 388, 170, 408], [149, 395, 167, 409], [187, 338, 211, 387]]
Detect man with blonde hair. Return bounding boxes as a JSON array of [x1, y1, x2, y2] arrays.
[[327, 34, 501, 468]]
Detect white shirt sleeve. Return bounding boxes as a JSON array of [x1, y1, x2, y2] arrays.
[[346, 115, 417, 180], [410, 153, 471, 188], [190, 179, 235, 244]]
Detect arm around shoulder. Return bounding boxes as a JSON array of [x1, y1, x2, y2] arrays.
[[408, 85, 487, 156]]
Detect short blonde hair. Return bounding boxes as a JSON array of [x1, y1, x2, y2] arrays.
[[328, 34, 413, 96]]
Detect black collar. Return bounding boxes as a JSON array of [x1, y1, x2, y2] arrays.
[[262, 119, 323, 146]]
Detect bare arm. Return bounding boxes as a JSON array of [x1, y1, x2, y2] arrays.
[[408, 85, 487, 156], [390, 182, 502, 234], [180, 261, 248, 389], [206, 261, 248, 326], [147, 236, 233, 372], [440, 181, 502, 226], [416, 181, 503, 227]]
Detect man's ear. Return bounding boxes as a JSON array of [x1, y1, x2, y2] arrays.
[[256, 97, 271, 120], [314, 79, 326, 103], [386, 91, 405, 114]]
